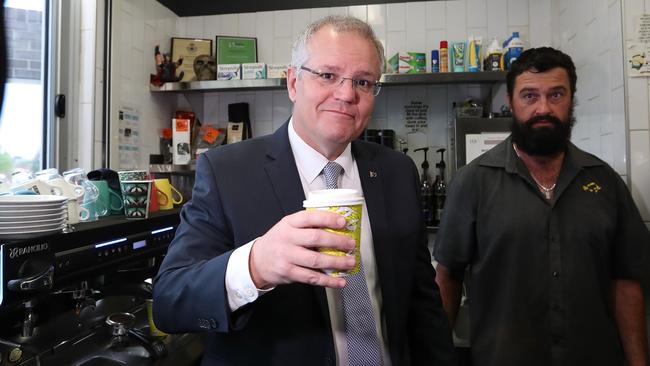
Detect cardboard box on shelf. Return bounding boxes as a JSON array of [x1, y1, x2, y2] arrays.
[[387, 52, 426, 74], [267, 64, 289, 78], [217, 64, 241, 80], [172, 118, 191, 165], [242, 63, 267, 79]]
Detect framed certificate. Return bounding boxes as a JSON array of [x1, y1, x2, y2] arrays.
[[215, 36, 258, 64], [171, 37, 213, 82]]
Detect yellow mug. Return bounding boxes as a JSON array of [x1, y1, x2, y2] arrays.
[[155, 178, 183, 210]]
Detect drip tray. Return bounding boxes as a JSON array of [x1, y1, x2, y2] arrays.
[[10, 297, 204, 366]]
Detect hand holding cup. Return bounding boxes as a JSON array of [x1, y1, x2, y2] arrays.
[[249, 209, 357, 290]]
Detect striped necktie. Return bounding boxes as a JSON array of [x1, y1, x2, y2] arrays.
[[322, 161, 383, 365]]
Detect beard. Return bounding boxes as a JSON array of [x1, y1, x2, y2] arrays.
[[510, 108, 575, 156]]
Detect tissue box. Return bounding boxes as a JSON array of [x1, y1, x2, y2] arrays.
[[172, 118, 191, 165], [217, 64, 241, 80], [242, 63, 267, 79], [387, 52, 426, 73], [267, 64, 289, 78]]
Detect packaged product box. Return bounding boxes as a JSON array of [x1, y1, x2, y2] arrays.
[[387, 52, 426, 73], [242, 63, 267, 79], [217, 64, 241, 80], [172, 118, 191, 165], [267, 64, 289, 78]]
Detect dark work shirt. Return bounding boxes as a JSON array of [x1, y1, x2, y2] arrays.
[[434, 136, 650, 366]]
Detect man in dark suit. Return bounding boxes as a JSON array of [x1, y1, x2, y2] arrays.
[[153, 15, 454, 366]]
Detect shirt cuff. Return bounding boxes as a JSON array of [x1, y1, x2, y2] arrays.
[[225, 239, 274, 312]]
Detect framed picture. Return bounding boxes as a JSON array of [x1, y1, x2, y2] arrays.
[[215, 36, 258, 64], [171, 37, 213, 82]]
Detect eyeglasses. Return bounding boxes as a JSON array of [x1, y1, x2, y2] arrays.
[[299, 66, 382, 96]]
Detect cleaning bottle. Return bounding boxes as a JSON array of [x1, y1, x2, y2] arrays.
[[439, 40, 449, 72], [467, 35, 482, 72], [433, 148, 447, 225], [503, 31, 523, 69], [484, 37, 504, 71], [414, 147, 434, 226]]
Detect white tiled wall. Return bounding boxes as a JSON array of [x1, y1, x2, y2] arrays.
[[131, 0, 552, 172], [550, 0, 628, 176], [109, 0, 644, 224], [109, 0, 179, 169], [622, 0, 650, 223], [77, 0, 96, 171]]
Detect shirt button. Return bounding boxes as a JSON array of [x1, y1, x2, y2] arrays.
[[235, 291, 243, 299], [552, 271, 559, 278], [245, 288, 256, 298]]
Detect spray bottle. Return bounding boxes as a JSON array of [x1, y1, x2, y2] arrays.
[[432, 148, 447, 225], [414, 147, 434, 226], [503, 31, 523, 70], [439, 40, 449, 72]]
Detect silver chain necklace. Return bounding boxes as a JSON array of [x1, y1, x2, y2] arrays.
[[513, 144, 556, 200]]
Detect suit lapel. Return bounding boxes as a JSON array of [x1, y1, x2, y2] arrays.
[[264, 121, 331, 326], [263, 121, 305, 215]]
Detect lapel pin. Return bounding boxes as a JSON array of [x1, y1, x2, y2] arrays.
[[369, 171, 377, 178]]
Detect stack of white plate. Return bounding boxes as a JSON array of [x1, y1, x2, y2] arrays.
[[0, 195, 69, 240]]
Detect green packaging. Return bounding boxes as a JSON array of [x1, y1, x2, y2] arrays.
[[387, 52, 426, 73]]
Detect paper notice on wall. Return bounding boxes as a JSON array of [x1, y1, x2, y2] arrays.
[[627, 14, 650, 77], [404, 101, 429, 129], [118, 105, 142, 169], [466, 132, 510, 164]]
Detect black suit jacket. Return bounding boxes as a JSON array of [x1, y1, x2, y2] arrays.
[[153, 121, 454, 365]]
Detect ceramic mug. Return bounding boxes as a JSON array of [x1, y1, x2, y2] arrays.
[[46, 177, 85, 224], [120, 180, 152, 219], [9, 179, 54, 195], [148, 180, 169, 214], [118, 170, 148, 182], [90, 180, 123, 217], [81, 194, 107, 222], [155, 178, 183, 210], [11, 190, 38, 195]]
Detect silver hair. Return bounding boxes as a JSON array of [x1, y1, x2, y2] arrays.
[[291, 15, 385, 76]]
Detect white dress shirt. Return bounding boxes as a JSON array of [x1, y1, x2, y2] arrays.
[[224, 119, 390, 365]]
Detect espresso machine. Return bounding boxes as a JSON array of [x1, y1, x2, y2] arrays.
[[0, 209, 204, 365]]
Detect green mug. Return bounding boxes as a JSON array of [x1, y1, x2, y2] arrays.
[[90, 180, 123, 217]]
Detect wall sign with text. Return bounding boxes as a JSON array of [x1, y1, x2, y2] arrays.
[[215, 36, 258, 64]]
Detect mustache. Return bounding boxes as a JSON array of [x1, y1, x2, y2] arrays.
[[524, 114, 563, 127]]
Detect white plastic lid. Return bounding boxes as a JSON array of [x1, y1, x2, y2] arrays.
[[303, 189, 364, 208]]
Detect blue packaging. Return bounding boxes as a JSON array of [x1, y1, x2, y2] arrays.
[[503, 32, 523, 70], [431, 50, 439, 72]]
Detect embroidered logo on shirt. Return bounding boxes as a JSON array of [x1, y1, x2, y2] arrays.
[[582, 182, 602, 193]]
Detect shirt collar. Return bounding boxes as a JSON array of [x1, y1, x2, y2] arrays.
[[288, 117, 354, 184]]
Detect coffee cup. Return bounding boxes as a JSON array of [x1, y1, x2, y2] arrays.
[[80, 194, 107, 222], [46, 177, 85, 224], [303, 189, 364, 277], [154, 178, 183, 210], [9, 179, 54, 195], [148, 180, 169, 214], [12, 189, 38, 195], [121, 180, 152, 219], [90, 180, 123, 217], [118, 170, 148, 182]]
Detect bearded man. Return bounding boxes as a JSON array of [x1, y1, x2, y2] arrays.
[[434, 47, 650, 366]]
